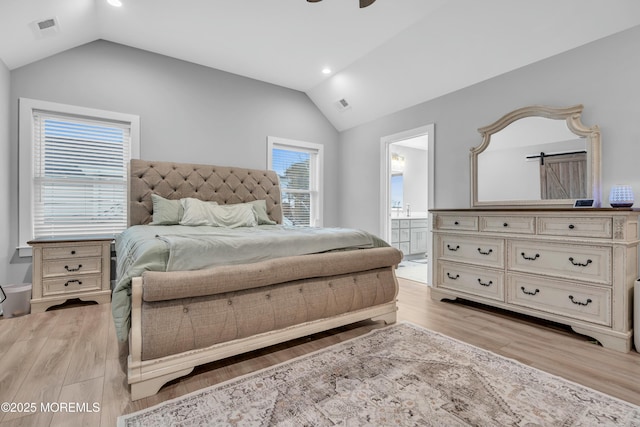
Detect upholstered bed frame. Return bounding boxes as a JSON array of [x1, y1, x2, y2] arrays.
[[125, 159, 402, 400]]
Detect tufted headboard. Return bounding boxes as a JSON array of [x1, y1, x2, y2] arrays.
[[128, 159, 283, 226]]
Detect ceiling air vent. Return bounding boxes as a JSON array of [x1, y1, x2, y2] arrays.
[[30, 17, 61, 39], [335, 98, 351, 112]]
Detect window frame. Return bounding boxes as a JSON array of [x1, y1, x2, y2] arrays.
[[267, 136, 323, 227], [18, 98, 140, 256]]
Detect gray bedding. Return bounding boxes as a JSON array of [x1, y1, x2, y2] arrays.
[[112, 224, 389, 341]]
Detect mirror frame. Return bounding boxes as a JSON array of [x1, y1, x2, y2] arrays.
[[470, 104, 601, 208]]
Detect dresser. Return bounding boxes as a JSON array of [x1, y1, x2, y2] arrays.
[[28, 236, 113, 313], [430, 209, 638, 352]]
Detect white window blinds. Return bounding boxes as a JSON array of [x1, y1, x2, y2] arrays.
[[268, 137, 323, 227], [32, 111, 130, 238], [272, 148, 313, 226]]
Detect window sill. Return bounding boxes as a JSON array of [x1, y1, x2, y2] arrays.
[[17, 246, 32, 258]]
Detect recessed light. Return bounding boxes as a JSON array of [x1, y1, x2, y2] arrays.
[[322, 67, 332, 75], [107, 0, 123, 7]]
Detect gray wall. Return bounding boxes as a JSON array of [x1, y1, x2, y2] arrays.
[[6, 40, 339, 283], [339, 25, 640, 234], [0, 59, 10, 285], [5, 26, 640, 282]]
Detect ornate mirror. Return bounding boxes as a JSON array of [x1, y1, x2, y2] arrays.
[[471, 105, 601, 208]]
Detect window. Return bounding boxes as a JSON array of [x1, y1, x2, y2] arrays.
[[391, 174, 404, 210], [19, 98, 139, 253], [267, 137, 323, 227]]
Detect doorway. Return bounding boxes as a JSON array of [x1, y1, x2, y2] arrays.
[[380, 124, 435, 285]]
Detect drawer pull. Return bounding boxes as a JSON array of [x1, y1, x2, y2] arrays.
[[503, 222, 508, 227], [454, 221, 459, 225], [477, 248, 493, 255], [71, 250, 76, 255], [64, 279, 82, 287], [521, 252, 540, 261], [64, 264, 83, 272], [520, 286, 540, 296], [477, 279, 493, 287], [569, 257, 592, 267], [447, 244, 460, 251], [569, 295, 593, 306], [446, 272, 460, 280], [568, 224, 575, 230]]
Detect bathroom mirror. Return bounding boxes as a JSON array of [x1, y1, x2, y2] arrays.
[[471, 105, 601, 208]]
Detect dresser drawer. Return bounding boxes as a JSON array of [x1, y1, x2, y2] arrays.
[[436, 235, 504, 268], [436, 215, 478, 231], [480, 216, 535, 234], [507, 274, 611, 326], [42, 275, 102, 296], [42, 244, 103, 260], [537, 217, 612, 238], [508, 241, 611, 285], [42, 257, 102, 278], [437, 261, 504, 301]]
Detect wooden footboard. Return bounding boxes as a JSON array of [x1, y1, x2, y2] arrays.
[[127, 247, 402, 400]]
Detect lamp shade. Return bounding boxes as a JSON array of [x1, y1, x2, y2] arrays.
[[609, 185, 634, 208]]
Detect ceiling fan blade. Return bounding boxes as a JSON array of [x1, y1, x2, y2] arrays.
[[360, 0, 376, 7]]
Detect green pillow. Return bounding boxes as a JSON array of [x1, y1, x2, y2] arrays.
[[150, 194, 184, 225], [248, 200, 276, 225]]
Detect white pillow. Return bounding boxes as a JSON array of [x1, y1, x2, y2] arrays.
[[180, 198, 257, 228]]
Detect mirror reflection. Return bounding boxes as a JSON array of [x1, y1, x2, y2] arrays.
[[471, 105, 601, 208], [477, 117, 587, 202]]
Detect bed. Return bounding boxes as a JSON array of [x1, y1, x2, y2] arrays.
[[116, 159, 402, 400]]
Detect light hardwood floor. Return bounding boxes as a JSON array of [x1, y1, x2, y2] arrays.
[[1, 278, 639, 426]]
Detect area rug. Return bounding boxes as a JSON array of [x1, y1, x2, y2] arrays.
[[118, 322, 640, 426]]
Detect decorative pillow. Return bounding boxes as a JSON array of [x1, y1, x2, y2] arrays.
[[247, 200, 277, 225], [150, 194, 185, 225], [180, 198, 257, 228]]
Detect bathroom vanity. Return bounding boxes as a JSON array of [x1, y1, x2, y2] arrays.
[[391, 216, 428, 257]]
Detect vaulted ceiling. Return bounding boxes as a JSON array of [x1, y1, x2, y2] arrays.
[[2, 0, 639, 131]]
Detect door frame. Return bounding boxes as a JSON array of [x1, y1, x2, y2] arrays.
[[380, 124, 435, 284]]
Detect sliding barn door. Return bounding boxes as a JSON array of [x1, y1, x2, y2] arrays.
[[540, 152, 587, 199]]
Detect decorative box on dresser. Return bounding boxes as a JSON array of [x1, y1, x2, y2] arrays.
[[430, 209, 639, 352], [28, 236, 113, 313]]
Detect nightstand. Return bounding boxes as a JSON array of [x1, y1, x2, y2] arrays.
[[28, 236, 113, 313]]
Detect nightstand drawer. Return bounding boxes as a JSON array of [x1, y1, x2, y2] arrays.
[[43, 275, 102, 296], [42, 244, 103, 260], [42, 257, 102, 278]]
